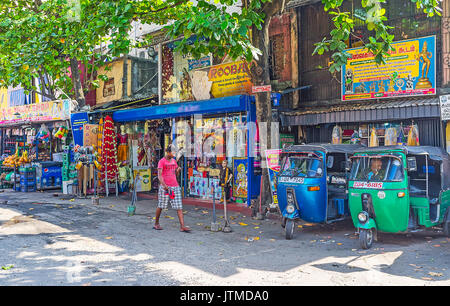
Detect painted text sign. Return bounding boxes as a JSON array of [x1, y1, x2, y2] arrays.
[[342, 36, 436, 101]]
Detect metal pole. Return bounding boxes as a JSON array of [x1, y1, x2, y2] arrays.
[[426, 154, 429, 199], [212, 185, 216, 222], [222, 188, 232, 233], [210, 181, 219, 232]]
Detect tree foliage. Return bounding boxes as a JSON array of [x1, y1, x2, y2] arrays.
[[0, 0, 442, 104], [0, 0, 268, 104]]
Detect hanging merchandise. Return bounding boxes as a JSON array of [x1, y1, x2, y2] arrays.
[[36, 124, 51, 142], [385, 127, 398, 146], [54, 125, 69, 141], [350, 130, 360, 144], [369, 127, 379, 147], [117, 125, 129, 162], [407, 124, 420, 146], [331, 125, 342, 144], [397, 124, 406, 145], [100, 115, 118, 182]]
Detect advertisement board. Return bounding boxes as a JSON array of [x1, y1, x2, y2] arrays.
[[0, 99, 71, 125], [264, 149, 281, 206], [70, 112, 89, 147], [342, 36, 436, 101]]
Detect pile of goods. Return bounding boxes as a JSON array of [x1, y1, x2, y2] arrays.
[[1, 151, 31, 168]]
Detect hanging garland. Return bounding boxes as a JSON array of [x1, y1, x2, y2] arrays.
[[100, 115, 118, 181]]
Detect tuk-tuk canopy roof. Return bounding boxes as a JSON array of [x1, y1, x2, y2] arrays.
[[283, 144, 364, 155], [353, 145, 450, 162]]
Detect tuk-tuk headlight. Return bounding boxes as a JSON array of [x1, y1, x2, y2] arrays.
[[286, 204, 295, 214], [357, 211, 369, 224]]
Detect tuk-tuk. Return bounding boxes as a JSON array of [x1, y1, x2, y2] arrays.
[[348, 146, 450, 249], [277, 144, 362, 239]]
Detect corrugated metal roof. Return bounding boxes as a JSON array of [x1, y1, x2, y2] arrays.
[[286, 0, 322, 9], [281, 97, 441, 126]]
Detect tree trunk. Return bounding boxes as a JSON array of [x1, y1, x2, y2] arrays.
[[247, 0, 285, 213], [70, 58, 86, 108], [251, 17, 274, 213]]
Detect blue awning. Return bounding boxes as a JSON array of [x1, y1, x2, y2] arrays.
[[112, 95, 254, 122]]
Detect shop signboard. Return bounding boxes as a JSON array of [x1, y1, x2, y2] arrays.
[[162, 53, 253, 103], [232, 157, 248, 199], [70, 112, 89, 147], [252, 85, 272, 93], [280, 133, 295, 149], [264, 149, 281, 206], [341, 36, 436, 101], [0, 99, 71, 125], [440, 95, 450, 121], [83, 124, 99, 147]]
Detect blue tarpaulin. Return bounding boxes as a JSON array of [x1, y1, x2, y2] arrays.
[[112, 95, 254, 122]]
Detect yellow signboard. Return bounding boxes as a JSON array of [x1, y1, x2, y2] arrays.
[[207, 61, 253, 98]]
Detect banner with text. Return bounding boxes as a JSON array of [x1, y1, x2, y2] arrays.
[[342, 36, 436, 101]]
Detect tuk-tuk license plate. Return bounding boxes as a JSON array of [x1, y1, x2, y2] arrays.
[[278, 177, 304, 184], [353, 181, 383, 189]]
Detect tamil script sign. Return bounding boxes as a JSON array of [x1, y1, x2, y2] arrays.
[[342, 36, 436, 101], [440, 95, 450, 121], [252, 85, 272, 93]]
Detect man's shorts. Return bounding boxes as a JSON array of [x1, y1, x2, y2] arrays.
[[158, 186, 183, 210]]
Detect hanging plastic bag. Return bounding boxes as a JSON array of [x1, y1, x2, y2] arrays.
[[331, 125, 342, 144], [385, 127, 398, 146], [36, 124, 50, 142], [407, 124, 420, 146], [369, 127, 379, 147]]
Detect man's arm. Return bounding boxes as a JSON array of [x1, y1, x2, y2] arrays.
[[158, 168, 168, 190]]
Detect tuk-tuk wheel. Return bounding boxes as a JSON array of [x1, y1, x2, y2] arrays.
[[285, 219, 295, 240], [444, 209, 450, 237], [443, 221, 450, 237], [359, 228, 374, 249]]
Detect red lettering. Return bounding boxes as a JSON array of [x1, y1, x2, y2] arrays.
[[230, 64, 237, 75]]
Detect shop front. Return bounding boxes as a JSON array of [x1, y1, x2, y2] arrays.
[[0, 100, 72, 192], [283, 34, 442, 149], [112, 94, 261, 206], [281, 97, 443, 148]]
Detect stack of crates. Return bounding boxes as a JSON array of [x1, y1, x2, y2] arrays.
[[69, 164, 78, 179], [62, 146, 70, 182], [19, 167, 36, 192]]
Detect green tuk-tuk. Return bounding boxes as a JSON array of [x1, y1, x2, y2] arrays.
[[348, 146, 450, 249]]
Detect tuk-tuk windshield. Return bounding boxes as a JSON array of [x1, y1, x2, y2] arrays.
[[280, 156, 324, 178], [350, 155, 404, 182]]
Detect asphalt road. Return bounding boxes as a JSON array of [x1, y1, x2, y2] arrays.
[[0, 190, 448, 286]]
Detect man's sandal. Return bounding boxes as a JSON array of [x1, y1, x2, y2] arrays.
[[180, 226, 191, 232], [153, 224, 163, 230]]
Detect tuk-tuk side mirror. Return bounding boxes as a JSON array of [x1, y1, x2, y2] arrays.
[[327, 156, 334, 169], [407, 157, 417, 172]]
